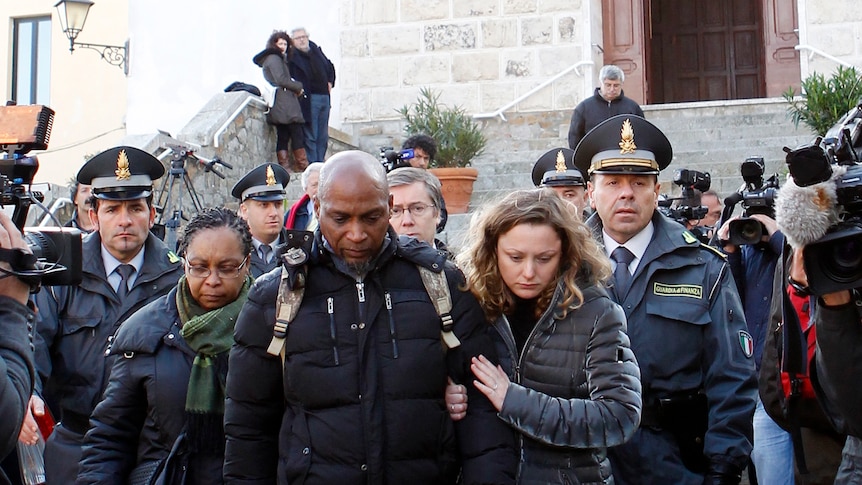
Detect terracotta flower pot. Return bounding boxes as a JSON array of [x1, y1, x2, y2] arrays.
[[428, 167, 479, 214]]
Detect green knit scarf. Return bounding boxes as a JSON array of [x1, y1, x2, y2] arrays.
[[176, 274, 251, 452]]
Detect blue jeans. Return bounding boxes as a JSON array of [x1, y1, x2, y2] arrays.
[[751, 398, 794, 484], [303, 94, 331, 162]]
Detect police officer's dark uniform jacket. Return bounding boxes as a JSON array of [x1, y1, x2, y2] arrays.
[[249, 229, 289, 279], [33, 146, 183, 484], [586, 211, 756, 483], [76, 286, 224, 484], [34, 232, 182, 430], [577, 115, 755, 484], [491, 279, 641, 484], [224, 231, 517, 484]]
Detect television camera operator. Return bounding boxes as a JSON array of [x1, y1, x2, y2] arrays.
[[0, 210, 38, 480], [777, 105, 862, 482], [714, 158, 792, 484]]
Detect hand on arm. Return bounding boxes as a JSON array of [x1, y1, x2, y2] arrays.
[[470, 355, 510, 411]]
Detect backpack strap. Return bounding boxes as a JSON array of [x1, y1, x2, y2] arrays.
[[266, 231, 314, 365], [266, 264, 307, 363], [417, 266, 460, 349]]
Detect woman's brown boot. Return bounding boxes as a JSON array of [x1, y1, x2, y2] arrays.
[[276, 150, 291, 171], [292, 148, 309, 172]]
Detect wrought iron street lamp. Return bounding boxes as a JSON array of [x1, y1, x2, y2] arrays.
[[55, 0, 128, 74]]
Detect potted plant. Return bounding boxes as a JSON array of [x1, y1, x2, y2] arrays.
[[783, 65, 862, 135], [398, 87, 486, 213]]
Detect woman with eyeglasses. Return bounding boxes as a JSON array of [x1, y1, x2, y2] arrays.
[[77, 207, 253, 485]]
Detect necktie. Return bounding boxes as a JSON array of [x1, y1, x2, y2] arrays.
[[611, 247, 635, 299], [115, 264, 135, 299], [260, 244, 272, 264]]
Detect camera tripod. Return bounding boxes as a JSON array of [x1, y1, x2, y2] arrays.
[[153, 143, 232, 249]]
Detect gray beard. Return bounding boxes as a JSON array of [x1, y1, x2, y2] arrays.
[[346, 260, 372, 278]]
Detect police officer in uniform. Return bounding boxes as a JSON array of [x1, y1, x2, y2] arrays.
[[31, 146, 183, 484], [531, 147, 590, 217], [231, 163, 290, 278], [577, 115, 756, 484]]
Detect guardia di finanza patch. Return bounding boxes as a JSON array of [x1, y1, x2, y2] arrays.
[[653, 282, 703, 299]]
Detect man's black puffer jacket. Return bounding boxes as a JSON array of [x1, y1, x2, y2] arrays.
[[224, 231, 517, 484]]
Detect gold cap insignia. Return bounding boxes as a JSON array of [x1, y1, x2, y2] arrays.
[[619, 119, 637, 154], [115, 150, 131, 181], [554, 150, 567, 173], [266, 166, 276, 186]]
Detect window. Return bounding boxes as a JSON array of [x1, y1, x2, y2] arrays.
[[12, 16, 52, 105]]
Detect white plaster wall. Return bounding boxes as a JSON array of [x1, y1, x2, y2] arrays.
[[0, 0, 128, 185], [125, 0, 342, 137]]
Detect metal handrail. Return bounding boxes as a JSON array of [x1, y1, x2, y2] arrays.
[[473, 60, 594, 121], [795, 44, 855, 69], [213, 95, 269, 148]]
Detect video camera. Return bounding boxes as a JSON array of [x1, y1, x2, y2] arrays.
[[0, 104, 82, 289], [723, 157, 779, 246], [658, 168, 711, 242], [379, 147, 415, 172], [781, 104, 862, 294]]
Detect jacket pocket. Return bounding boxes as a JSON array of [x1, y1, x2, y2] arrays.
[[61, 315, 101, 336]]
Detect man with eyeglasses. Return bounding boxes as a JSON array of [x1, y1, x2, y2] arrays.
[[232, 163, 291, 278], [386, 167, 447, 252], [289, 27, 336, 163], [31, 146, 183, 484], [225, 150, 517, 484]]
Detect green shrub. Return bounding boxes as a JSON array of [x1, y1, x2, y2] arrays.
[[398, 87, 486, 168], [783, 65, 862, 136]]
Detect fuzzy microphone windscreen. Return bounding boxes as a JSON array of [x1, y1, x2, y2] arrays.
[[775, 165, 845, 249]]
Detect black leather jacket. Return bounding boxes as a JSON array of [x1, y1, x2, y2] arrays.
[[492, 281, 641, 484]]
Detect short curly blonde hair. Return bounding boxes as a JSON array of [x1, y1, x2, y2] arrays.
[[457, 188, 610, 321]]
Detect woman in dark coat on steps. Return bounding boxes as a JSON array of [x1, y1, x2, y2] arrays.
[[253, 30, 308, 173], [450, 189, 642, 484], [76, 208, 254, 484]]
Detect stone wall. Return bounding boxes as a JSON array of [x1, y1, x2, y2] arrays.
[[337, 0, 596, 139], [800, 1, 862, 76]]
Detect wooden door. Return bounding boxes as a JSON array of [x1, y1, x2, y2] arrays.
[[602, 0, 648, 104], [763, 0, 801, 96], [649, 0, 764, 103]]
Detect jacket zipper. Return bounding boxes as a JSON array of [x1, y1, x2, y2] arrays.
[[327, 297, 339, 365], [384, 292, 398, 358]]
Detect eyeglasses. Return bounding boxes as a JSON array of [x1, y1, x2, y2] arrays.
[[391, 203, 436, 218], [184, 255, 249, 279], [293, 35, 308, 40]]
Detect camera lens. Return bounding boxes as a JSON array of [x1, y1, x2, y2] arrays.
[[820, 236, 862, 283], [728, 218, 763, 246]]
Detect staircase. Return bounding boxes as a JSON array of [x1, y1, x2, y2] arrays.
[[122, 92, 817, 252], [439, 98, 817, 250]]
